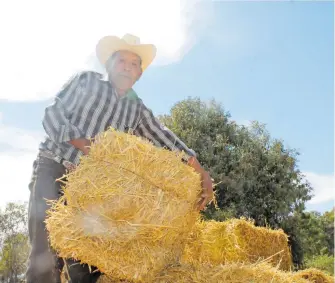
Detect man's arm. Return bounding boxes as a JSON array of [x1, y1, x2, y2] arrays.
[[42, 72, 90, 154], [135, 107, 196, 157], [135, 107, 213, 210]]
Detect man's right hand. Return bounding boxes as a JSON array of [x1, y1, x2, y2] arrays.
[[69, 138, 91, 155]]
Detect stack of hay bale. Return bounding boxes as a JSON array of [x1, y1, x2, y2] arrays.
[[45, 128, 334, 283]]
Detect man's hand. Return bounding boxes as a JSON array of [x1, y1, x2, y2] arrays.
[[197, 170, 214, 210], [69, 138, 91, 155], [187, 156, 214, 211]]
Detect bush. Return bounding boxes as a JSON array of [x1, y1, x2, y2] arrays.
[[305, 254, 334, 275]]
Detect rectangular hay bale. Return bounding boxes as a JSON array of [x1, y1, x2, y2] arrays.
[[46, 129, 203, 282], [147, 262, 308, 283], [181, 218, 293, 271]]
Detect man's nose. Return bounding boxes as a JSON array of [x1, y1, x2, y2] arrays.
[[124, 62, 132, 71]]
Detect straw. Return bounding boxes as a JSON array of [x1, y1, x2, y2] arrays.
[[292, 268, 334, 283], [46, 128, 202, 282], [153, 262, 309, 283], [182, 218, 292, 271]]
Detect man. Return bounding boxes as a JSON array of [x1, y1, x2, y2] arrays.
[[26, 34, 213, 283]]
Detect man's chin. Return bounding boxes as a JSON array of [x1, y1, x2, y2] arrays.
[[117, 78, 133, 86], [114, 84, 133, 93]]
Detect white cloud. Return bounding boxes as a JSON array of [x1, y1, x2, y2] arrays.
[[0, 125, 44, 153], [0, 117, 43, 207], [0, 0, 213, 101], [304, 172, 334, 205], [0, 152, 35, 207]]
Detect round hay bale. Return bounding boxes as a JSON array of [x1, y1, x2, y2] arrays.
[[46, 128, 202, 282]]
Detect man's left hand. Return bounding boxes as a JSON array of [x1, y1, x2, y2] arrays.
[[187, 156, 214, 211], [197, 170, 214, 210]]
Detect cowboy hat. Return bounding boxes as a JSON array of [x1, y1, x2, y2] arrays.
[[96, 34, 157, 71]]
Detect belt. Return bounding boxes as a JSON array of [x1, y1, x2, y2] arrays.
[[39, 150, 77, 171]]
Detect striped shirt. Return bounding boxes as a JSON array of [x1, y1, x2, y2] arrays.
[[39, 71, 195, 165]]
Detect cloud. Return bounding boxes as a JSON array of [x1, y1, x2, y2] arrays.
[[0, 125, 45, 153], [0, 111, 44, 152], [304, 172, 334, 205], [0, 115, 43, 207], [0, 0, 213, 101], [0, 152, 35, 207]]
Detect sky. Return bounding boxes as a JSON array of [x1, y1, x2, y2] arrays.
[[0, 0, 333, 213]]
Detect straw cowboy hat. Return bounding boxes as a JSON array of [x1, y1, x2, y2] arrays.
[[96, 34, 157, 71]]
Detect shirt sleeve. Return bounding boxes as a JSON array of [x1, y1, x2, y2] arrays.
[[42, 72, 87, 144], [135, 106, 196, 158]]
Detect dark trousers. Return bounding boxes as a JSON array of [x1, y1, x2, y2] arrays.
[[25, 154, 101, 283]]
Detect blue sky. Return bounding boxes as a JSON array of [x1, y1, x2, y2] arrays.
[[0, 1, 333, 212]]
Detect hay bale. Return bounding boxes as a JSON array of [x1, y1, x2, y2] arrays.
[[97, 265, 333, 283], [96, 275, 131, 283], [292, 268, 334, 283], [182, 219, 292, 271], [154, 262, 309, 283], [46, 128, 202, 282]]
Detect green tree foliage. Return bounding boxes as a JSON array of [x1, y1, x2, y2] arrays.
[[159, 98, 313, 227], [159, 98, 315, 268], [298, 211, 330, 257], [0, 203, 27, 249], [302, 209, 334, 275], [280, 214, 305, 270], [0, 233, 29, 283], [305, 254, 334, 276], [0, 203, 29, 283], [322, 209, 334, 256], [282, 209, 334, 272]]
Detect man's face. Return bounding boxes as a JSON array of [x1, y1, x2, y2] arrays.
[[107, 50, 142, 92]]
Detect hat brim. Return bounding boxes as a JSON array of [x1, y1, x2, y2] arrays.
[[96, 36, 156, 71]]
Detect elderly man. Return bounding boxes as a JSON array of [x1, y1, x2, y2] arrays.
[[26, 34, 213, 283]]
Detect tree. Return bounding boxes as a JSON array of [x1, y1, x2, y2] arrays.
[[159, 98, 313, 228], [322, 209, 334, 255], [280, 214, 305, 270], [305, 254, 334, 276], [299, 211, 329, 257], [0, 233, 29, 283], [0, 203, 29, 283], [0, 203, 28, 249], [282, 209, 334, 273], [159, 98, 315, 269]]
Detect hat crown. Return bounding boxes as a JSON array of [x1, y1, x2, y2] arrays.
[[122, 34, 141, 45]]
